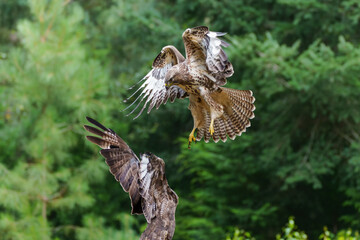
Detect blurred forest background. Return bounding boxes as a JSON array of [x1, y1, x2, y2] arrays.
[[0, 0, 360, 239]]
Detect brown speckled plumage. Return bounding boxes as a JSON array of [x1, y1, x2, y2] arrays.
[[84, 117, 178, 240], [125, 26, 255, 146]]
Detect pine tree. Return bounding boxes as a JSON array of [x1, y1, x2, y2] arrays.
[[0, 1, 137, 239]]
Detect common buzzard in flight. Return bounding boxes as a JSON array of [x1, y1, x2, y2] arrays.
[[124, 26, 255, 148], [84, 117, 178, 240]]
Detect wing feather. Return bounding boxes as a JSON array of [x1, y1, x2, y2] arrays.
[[84, 118, 178, 239], [84, 117, 142, 214], [204, 31, 234, 84], [138, 153, 156, 223], [124, 46, 188, 119], [183, 26, 234, 86]]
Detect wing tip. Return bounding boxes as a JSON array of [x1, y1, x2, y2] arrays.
[[83, 124, 90, 131], [83, 124, 94, 133], [85, 116, 94, 123], [215, 31, 227, 37], [85, 116, 107, 130], [86, 135, 103, 147]]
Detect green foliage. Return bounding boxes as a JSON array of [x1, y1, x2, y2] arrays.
[[75, 214, 138, 240], [173, 32, 360, 238], [226, 218, 360, 240], [320, 227, 360, 240], [226, 228, 255, 240], [0, 0, 134, 239], [1, 0, 360, 239], [276, 217, 308, 240]]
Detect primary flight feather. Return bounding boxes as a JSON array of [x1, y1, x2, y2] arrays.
[[125, 26, 255, 148]]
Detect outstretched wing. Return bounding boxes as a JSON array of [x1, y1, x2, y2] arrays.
[[124, 45, 188, 119], [183, 26, 233, 86], [84, 117, 142, 214]]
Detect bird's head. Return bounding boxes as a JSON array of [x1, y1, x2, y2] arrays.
[[164, 69, 179, 90], [182, 26, 209, 40]]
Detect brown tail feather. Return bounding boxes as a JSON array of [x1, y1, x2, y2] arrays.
[[194, 87, 255, 143], [232, 100, 255, 119], [196, 124, 205, 142], [215, 117, 227, 142], [225, 88, 255, 104], [231, 106, 251, 129], [212, 119, 221, 143], [223, 113, 236, 140], [203, 111, 211, 143]]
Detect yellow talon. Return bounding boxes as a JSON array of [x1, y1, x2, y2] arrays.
[[209, 119, 215, 135], [188, 128, 196, 149]]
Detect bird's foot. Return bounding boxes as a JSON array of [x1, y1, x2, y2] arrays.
[[188, 128, 196, 149], [209, 119, 215, 135]]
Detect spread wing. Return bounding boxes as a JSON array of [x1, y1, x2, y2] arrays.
[[84, 117, 142, 214], [124, 45, 188, 119], [183, 26, 234, 86]]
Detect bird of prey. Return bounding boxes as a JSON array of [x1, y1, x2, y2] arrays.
[[124, 26, 255, 148], [84, 117, 178, 240]]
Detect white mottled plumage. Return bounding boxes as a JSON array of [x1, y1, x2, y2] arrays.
[[140, 154, 154, 196], [204, 31, 230, 76], [124, 47, 187, 119], [140, 154, 149, 179], [207, 32, 222, 55]]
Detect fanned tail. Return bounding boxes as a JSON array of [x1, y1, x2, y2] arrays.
[[195, 87, 255, 143]]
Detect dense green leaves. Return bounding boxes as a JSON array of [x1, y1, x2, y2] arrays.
[[0, 1, 133, 239], [227, 218, 360, 240], [0, 0, 359, 239]]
